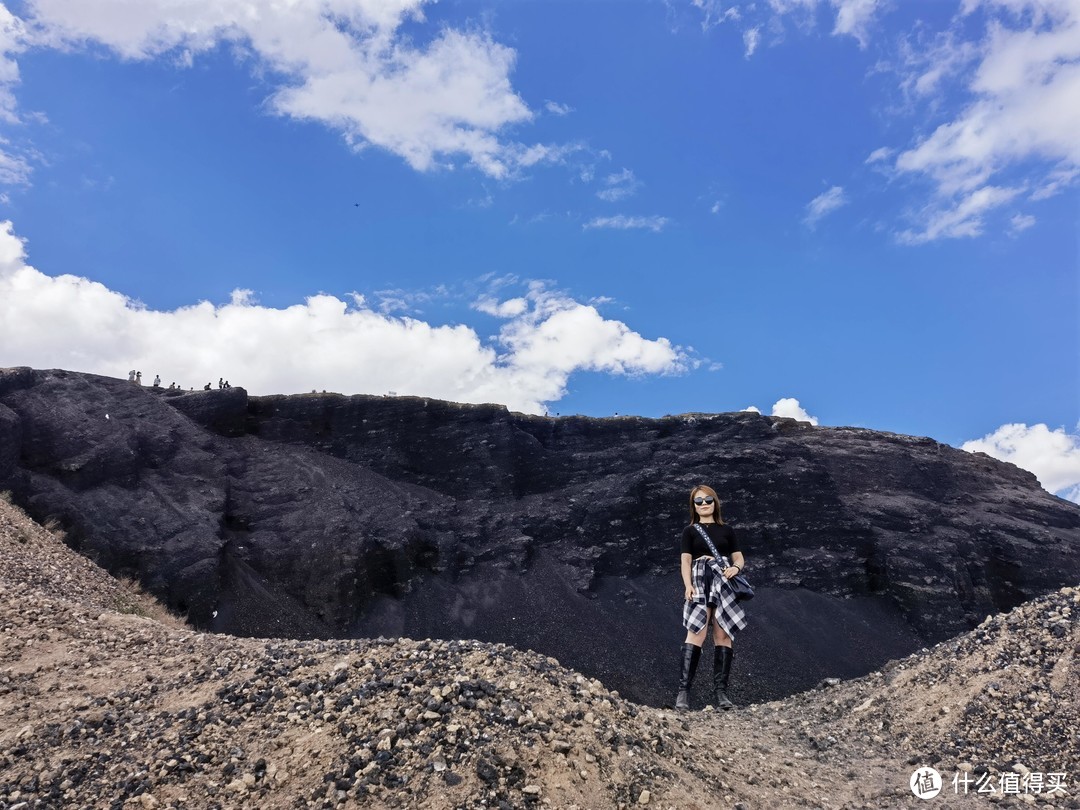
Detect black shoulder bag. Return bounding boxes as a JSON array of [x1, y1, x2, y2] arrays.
[[693, 523, 755, 602]]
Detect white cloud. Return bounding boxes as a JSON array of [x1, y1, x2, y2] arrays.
[[583, 215, 670, 232], [1031, 165, 1080, 200], [473, 295, 528, 318], [684, 0, 1077, 242], [696, 0, 887, 49], [596, 168, 640, 202], [544, 100, 573, 116], [1008, 212, 1035, 235], [0, 220, 689, 414], [865, 146, 893, 164], [962, 422, 1080, 503], [0, 139, 31, 186], [3, 0, 558, 180], [372, 285, 449, 314], [896, 184, 1019, 244], [494, 282, 694, 381], [829, 0, 882, 48], [508, 211, 552, 227], [741, 397, 819, 423], [895, 28, 981, 101], [804, 185, 847, 227], [0, 5, 27, 120], [595, 189, 632, 203], [770, 397, 819, 424], [743, 26, 761, 57], [0, 7, 36, 185], [890, 0, 1080, 241], [690, 1, 740, 31]]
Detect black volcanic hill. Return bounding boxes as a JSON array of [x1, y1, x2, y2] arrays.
[[1, 367, 1077, 707]]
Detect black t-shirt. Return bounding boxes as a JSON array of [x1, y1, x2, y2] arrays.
[[680, 523, 741, 559]]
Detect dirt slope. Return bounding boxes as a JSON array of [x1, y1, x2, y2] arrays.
[[1, 498, 1076, 809]]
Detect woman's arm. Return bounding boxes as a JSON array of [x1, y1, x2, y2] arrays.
[[681, 552, 694, 600], [724, 551, 745, 579]]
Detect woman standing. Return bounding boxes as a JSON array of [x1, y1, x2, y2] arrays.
[[676, 484, 747, 710]]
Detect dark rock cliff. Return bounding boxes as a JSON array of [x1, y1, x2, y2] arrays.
[[2, 367, 1078, 707]]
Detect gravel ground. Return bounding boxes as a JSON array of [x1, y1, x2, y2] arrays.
[[1, 497, 1077, 810]]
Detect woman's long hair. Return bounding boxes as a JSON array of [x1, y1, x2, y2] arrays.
[[689, 484, 725, 525]]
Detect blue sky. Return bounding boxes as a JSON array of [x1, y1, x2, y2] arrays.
[[0, 0, 1077, 500]]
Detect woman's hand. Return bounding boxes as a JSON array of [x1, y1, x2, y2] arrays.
[[684, 585, 694, 601], [723, 566, 740, 580]]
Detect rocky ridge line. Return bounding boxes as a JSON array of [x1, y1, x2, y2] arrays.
[[3, 368, 1080, 708]]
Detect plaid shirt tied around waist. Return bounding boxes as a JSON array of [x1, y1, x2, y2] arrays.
[[682, 555, 748, 638]]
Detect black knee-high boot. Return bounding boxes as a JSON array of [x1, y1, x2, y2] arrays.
[[713, 645, 734, 709], [675, 643, 701, 710]]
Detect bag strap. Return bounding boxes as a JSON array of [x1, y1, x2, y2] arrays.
[[693, 523, 726, 564]]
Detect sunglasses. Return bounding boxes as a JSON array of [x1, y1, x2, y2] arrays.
[[693, 496, 715, 505]]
